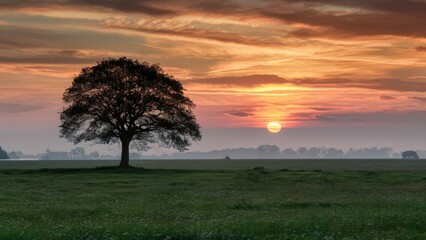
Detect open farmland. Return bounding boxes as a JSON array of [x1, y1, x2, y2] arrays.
[[2, 159, 426, 171], [0, 160, 425, 239]]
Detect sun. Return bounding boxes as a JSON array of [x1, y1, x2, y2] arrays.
[[267, 122, 282, 133]]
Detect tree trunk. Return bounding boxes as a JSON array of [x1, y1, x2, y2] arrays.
[[120, 139, 130, 167]]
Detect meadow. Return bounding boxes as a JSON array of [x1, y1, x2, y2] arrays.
[[0, 160, 425, 239]]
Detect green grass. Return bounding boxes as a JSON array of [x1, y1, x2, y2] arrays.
[[2, 159, 426, 170], [0, 161, 426, 239]]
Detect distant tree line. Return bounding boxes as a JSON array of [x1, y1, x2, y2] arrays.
[[3, 145, 425, 160], [38, 148, 144, 160], [1, 148, 37, 159], [169, 145, 424, 159], [40, 148, 100, 160], [38, 145, 421, 160]]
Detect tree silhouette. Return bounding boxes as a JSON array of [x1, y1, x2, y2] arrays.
[[257, 144, 280, 159], [0, 146, 9, 159], [70, 147, 85, 160], [60, 57, 201, 167], [402, 150, 419, 159], [281, 148, 298, 159]]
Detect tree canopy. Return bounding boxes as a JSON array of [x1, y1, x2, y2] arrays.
[[60, 57, 201, 167]]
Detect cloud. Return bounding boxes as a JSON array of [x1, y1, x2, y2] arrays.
[[315, 115, 340, 122], [280, 0, 426, 14], [314, 111, 426, 125], [103, 19, 284, 47], [187, 74, 426, 92], [294, 77, 426, 92], [0, 24, 147, 52], [244, 1, 426, 38], [410, 97, 426, 103], [0, 102, 44, 113], [0, 0, 176, 16], [314, 114, 363, 123], [186, 74, 287, 87], [3, 0, 425, 39], [415, 46, 426, 52], [289, 112, 366, 123], [0, 25, 56, 49], [380, 95, 396, 100], [311, 107, 337, 111], [226, 112, 251, 117], [270, 10, 426, 38], [0, 49, 99, 64], [287, 110, 426, 127]]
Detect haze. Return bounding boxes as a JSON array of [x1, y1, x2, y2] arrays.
[[0, 0, 425, 155]]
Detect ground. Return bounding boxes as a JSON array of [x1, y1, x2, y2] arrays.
[[0, 160, 425, 239]]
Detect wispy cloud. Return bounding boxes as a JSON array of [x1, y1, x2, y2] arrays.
[[226, 111, 251, 117], [3, 0, 425, 38], [311, 107, 338, 111], [186, 75, 287, 87], [415, 46, 426, 52], [380, 95, 396, 100], [103, 18, 285, 47], [0, 0, 176, 16], [0, 49, 99, 64], [294, 77, 426, 92], [187, 74, 426, 92], [410, 97, 426, 103], [0, 102, 44, 113]]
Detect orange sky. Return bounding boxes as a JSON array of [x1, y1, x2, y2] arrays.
[[0, 0, 426, 153]]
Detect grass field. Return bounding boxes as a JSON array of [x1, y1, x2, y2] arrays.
[[0, 160, 426, 239], [2, 159, 426, 170]]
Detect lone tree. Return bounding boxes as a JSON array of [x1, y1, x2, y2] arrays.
[[60, 57, 201, 167]]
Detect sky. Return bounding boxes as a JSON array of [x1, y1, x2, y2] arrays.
[[0, 0, 426, 155]]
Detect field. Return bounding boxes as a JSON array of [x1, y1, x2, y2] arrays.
[[0, 160, 426, 239]]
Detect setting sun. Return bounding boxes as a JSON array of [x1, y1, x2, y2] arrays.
[[267, 122, 282, 133]]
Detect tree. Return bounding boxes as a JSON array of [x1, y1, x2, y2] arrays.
[[281, 148, 299, 159], [0, 147, 9, 159], [297, 147, 308, 159], [257, 145, 280, 159], [40, 149, 69, 160], [70, 147, 85, 160], [306, 147, 321, 159], [402, 150, 419, 159], [8, 151, 20, 159], [60, 57, 201, 167], [322, 148, 344, 159]]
